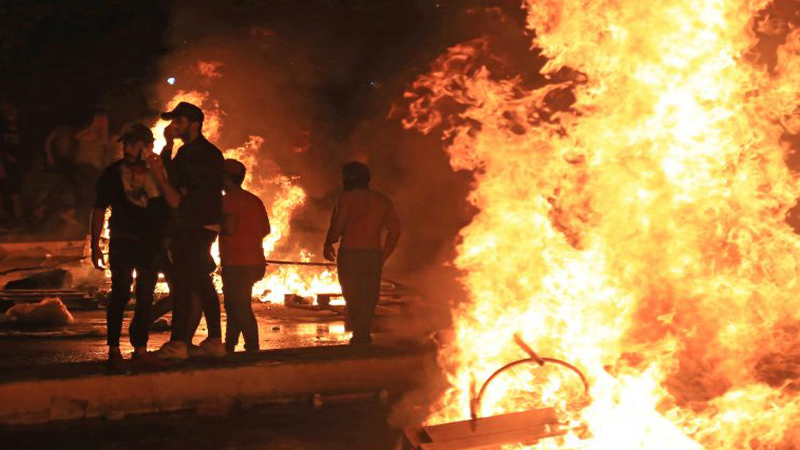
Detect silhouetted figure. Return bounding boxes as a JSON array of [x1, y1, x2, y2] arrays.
[[153, 102, 224, 359], [90, 125, 169, 369], [0, 103, 23, 221], [220, 159, 270, 354], [76, 109, 112, 219], [31, 126, 80, 228], [324, 162, 400, 345]]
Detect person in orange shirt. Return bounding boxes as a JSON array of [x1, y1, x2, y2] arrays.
[[220, 159, 270, 354], [324, 162, 400, 345]]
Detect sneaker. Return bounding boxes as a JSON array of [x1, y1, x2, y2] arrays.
[[107, 351, 126, 371], [188, 339, 226, 358], [349, 334, 372, 346], [132, 351, 171, 368], [154, 341, 189, 360]]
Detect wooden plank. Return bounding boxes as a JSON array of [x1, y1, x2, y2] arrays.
[[403, 427, 430, 450], [422, 408, 557, 443], [419, 426, 564, 450]]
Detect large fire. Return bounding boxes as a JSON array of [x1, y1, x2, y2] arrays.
[[405, 0, 800, 448], [147, 90, 341, 305]]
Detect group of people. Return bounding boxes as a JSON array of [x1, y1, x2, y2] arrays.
[[92, 101, 400, 369]]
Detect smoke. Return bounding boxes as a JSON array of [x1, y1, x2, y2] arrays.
[[147, 2, 536, 298]]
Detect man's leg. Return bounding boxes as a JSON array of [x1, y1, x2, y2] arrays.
[[197, 272, 221, 339], [239, 266, 264, 352], [337, 249, 367, 343], [129, 267, 157, 351], [222, 266, 263, 353], [155, 231, 193, 359], [195, 229, 222, 340], [168, 265, 191, 343], [358, 251, 383, 342], [107, 239, 134, 364], [187, 292, 204, 342], [222, 266, 243, 353]]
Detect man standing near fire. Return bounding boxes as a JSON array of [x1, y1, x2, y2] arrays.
[[220, 159, 270, 354], [323, 162, 400, 345], [153, 102, 225, 359], [90, 125, 168, 369]]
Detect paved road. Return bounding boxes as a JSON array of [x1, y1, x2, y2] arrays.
[[1, 399, 401, 450], [0, 303, 349, 370]]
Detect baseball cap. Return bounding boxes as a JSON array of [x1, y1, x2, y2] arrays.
[[223, 159, 246, 177], [118, 124, 154, 145], [160, 102, 204, 123]]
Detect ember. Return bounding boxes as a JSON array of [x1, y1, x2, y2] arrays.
[[405, 0, 800, 448]]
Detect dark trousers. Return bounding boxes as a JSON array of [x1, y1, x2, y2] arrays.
[[337, 248, 383, 342], [170, 227, 221, 342], [107, 237, 158, 348], [222, 265, 265, 352]]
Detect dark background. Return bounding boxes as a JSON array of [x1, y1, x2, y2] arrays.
[[0, 0, 542, 279], [4, 0, 797, 275], [0, 0, 530, 164]]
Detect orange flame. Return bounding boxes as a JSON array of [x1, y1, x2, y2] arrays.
[[146, 90, 340, 304], [405, 0, 800, 448]]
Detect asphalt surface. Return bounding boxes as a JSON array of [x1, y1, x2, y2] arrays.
[[1, 398, 401, 450], [0, 303, 350, 370]]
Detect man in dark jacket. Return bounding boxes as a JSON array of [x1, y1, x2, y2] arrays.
[[154, 102, 225, 359], [90, 124, 168, 369]]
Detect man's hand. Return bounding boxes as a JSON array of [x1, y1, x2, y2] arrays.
[[323, 243, 337, 262], [91, 243, 105, 270], [164, 123, 178, 143], [147, 153, 166, 179], [162, 123, 177, 157]]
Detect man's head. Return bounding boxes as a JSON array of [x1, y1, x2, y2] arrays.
[[160, 102, 204, 142], [342, 162, 370, 191], [223, 158, 246, 192], [118, 124, 154, 163]]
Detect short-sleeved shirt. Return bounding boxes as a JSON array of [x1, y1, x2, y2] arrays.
[[220, 189, 269, 266], [167, 135, 223, 229], [95, 160, 170, 239]]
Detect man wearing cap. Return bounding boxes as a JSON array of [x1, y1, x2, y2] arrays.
[[323, 162, 401, 345], [220, 159, 270, 354], [155, 102, 225, 359], [90, 124, 169, 369]]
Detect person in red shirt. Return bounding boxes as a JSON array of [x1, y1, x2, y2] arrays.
[[220, 159, 270, 353]]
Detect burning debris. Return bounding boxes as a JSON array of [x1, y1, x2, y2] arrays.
[[92, 89, 345, 306], [402, 0, 800, 448], [4, 298, 74, 326]]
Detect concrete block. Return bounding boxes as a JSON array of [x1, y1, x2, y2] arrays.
[[0, 345, 433, 426]]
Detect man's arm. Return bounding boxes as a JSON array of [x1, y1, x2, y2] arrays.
[[323, 194, 349, 261], [161, 124, 177, 181], [148, 154, 181, 209], [381, 200, 401, 265]]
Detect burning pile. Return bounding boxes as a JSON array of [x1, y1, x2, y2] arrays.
[[405, 0, 800, 448], [146, 90, 341, 305]]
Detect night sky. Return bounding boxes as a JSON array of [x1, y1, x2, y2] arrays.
[[2, 1, 530, 161], [1, 0, 538, 273]]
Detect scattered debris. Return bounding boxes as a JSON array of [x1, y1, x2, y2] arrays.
[[151, 317, 171, 332], [285, 294, 313, 306], [5, 269, 72, 290], [0, 289, 98, 311], [403, 408, 563, 450], [4, 297, 75, 325]]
